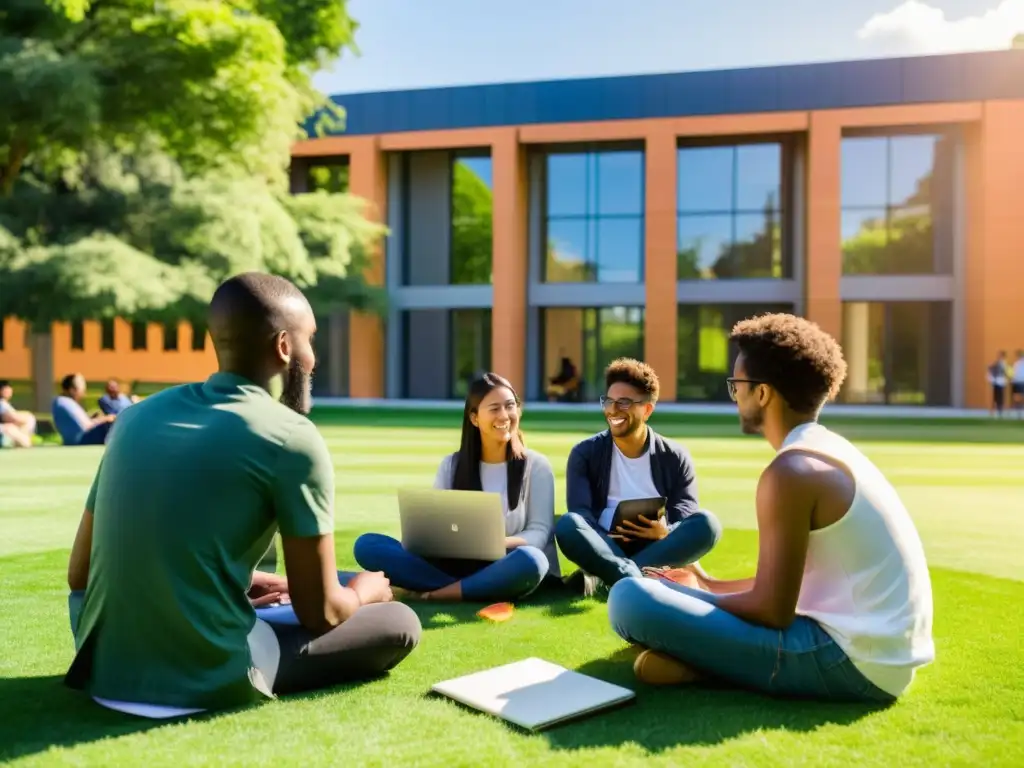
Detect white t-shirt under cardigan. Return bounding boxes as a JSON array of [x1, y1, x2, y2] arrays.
[[433, 449, 561, 577], [597, 444, 662, 531]]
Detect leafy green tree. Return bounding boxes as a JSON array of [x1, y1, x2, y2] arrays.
[[0, 1, 385, 409], [1, 0, 357, 193]]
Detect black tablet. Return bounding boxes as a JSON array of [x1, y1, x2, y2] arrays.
[[611, 497, 667, 530]]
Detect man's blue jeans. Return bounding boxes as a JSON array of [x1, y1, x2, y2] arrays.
[[554, 510, 722, 587], [353, 533, 548, 602], [608, 576, 896, 703]]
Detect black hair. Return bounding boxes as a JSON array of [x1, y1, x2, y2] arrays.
[[0, 380, 9, 389], [207, 272, 309, 372], [60, 373, 79, 391], [730, 312, 847, 414], [450, 373, 527, 510], [605, 357, 660, 403]]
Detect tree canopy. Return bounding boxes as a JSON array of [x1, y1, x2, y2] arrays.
[[1, 0, 357, 193], [0, 0, 387, 333], [0, 147, 385, 330]]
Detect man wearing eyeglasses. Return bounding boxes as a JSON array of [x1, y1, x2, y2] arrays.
[[607, 314, 934, 703], [555, 358, 722, 597]]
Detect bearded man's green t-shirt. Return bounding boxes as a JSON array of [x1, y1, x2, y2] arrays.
[[66, 373, 334, 709]]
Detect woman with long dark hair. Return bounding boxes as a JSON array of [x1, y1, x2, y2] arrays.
[[353, 373, 559, 602]]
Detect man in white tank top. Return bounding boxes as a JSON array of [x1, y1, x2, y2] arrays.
[[607, 313, 935, 703]]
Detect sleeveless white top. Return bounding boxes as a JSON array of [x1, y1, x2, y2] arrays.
[[779, 422, 935, 697]]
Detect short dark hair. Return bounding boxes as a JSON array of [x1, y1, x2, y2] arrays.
[[730, 313, 847, 414], [208, 272, 308, 364], [0, 379, 9, 389], [60, 373, 79, 391], [605, 358, 660, 404]]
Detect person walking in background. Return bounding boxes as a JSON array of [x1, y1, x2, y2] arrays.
[[1011, 350, 1024, 420], [987, 352, 1009, 418]]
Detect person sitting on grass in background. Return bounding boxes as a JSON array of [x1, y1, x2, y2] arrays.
[[52, 373, 117, 446], [65, 272, 421, 718], [555, 358, 722, 598], [353, 372, 559, 603], [609, 313, 935, 703], [98, 378, 140, 416], [0, 380, 36, 448]]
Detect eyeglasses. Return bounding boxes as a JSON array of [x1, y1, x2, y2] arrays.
[[599, 395, 648, 411], [725, 377, 764, 402]]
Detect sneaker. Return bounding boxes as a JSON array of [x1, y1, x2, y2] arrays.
[[633, 649, 700, 686], [562, 569, 602, 598]]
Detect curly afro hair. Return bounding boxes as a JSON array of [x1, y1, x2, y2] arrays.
[[605, 358, 660, 404], [729, 313, 847, 414]]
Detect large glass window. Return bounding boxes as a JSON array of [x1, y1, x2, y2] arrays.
[[841, 135, 954, 275], [541, 306, 644, 402], [543, 150, 644, 284], [306, 160, 349, 193], [100, 319, 115, 350], [677, 143, 788, 280], [451, 309, 492, 398], [840, 301, 952, 405], [70, 321, 84, 350], [450, 154, 493, 285], [676, 304, 794, 401], [400, 309, 491, 400]]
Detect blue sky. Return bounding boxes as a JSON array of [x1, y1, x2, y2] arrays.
[[314, 0, 1024, 95]]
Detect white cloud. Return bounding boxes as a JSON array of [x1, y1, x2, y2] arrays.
[[857, 0, 1024, 54]]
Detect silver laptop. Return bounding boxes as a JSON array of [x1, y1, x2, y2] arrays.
[[432, 657, 636, 731], [398, 488, 507, 561]]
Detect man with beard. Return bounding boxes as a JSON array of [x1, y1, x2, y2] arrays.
[[64, 273, 421, 717], [555, 358, 722, 597], [607, 313, 934, 702]]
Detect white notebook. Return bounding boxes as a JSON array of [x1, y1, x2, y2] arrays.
[[431, 657, 635, 731]]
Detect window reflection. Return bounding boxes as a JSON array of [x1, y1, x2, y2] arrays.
[[307, 162, 349, 193], [596, 218, 643, 283], [451, 309, 492, 399], [541, 306, 644, 402], [543, 150, 644, 284], [840, 134, 951, 275], [840, 301, 951, 405], [400, 309, 491, 399], [676, 304, 793, 401], [677, 143, 787, 279], [451, 154, 493, 285]]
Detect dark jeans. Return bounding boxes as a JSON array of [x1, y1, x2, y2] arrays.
[[68, 586, 422, 698], [353, 532, 548, 602], [77, 421, 113, 446], [609, 576, 896, 703], [554, 510, 722, 587], [270, 602, 421, 695]]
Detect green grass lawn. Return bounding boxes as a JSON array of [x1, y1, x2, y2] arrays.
[[2, 411, 1024, 766]]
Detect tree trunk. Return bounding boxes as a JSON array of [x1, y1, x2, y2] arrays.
[[29, 331, 54, 414]]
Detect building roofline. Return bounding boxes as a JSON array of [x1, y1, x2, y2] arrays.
[[305, 49, 1024, 138]]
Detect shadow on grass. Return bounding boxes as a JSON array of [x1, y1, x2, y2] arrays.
[[0, 674, 256, 763], [0, 666, 393, 763], [537, 647, 889, 754]]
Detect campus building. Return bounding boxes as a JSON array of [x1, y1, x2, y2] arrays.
[[1, 49, 1022, 409]]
